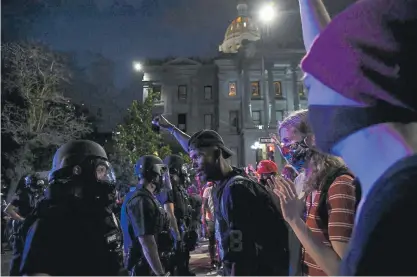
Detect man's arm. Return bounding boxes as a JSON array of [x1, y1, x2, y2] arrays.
[[5, 202, 25, 221], [155, 115, 191, 153], [169, 126, 191, 154], [163, 203, 181, 242], [298, 0, 331, 51], [128, 197, 165, 275], [138, 235, 165, 275]]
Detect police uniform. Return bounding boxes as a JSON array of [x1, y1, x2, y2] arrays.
[[9, 177, 44, 276], [18, 140, 125, 276], [122, 187, 172, 275]]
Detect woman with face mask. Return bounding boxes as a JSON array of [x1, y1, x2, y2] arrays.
[[272, 109, 358, 276]]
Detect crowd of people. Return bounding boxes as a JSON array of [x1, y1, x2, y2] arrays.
[[2, 0, 417, 275]]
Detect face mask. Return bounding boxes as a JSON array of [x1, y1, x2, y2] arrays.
[[280, 140, 310, 173], [308, 103, 417, 154]]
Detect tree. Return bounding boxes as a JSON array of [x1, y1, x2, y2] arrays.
[[111, 90, 172, 183], [1, 42, 92, 198], [178, 152, 191, 164]]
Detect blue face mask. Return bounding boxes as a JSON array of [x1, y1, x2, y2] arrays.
[[280, 140, 310, 173]]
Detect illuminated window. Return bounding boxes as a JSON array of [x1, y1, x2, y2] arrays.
[[243, 22, 247, 27], [273, 81, 282, 97], [229, 82, 237, 96], [251, 81, 260, 97], [237, 17, 242, 23]]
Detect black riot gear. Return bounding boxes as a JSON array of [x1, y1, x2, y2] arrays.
[[18, 140, 126, 276], [48, 140, 116, 206], [164, 155, 186, 176], [24, 174, 46, 193], [135, 155, 169, 194]]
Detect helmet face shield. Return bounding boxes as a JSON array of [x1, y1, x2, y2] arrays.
[[95, 160, 116, 185]]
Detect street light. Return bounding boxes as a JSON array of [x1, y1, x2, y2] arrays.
[[259, 3, 276, 23], [133, 61, 142, 72], [251, 141, 261, 150]]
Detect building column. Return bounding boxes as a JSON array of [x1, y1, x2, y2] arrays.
[[292, 64, 300, 111], [243, 63, 254, 128], [190, 75, 199, 118], [267, 63, 276, 128]]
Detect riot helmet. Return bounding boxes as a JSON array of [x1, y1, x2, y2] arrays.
[[164, 155, 189, 186], [48, 140, 116, 204], [25, 174, 46, 193], [135, 155, 171, 193]]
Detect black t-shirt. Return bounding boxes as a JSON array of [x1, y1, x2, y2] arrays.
[[20, 206, 123, 276], [11, 189, 38, 217], [213, 168, 289, 276], [188, 194, 202, 221], [340, 155, 417, 276], [121, 188, 164, 254]]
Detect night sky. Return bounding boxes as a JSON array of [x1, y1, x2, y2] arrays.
[[3, 0, 356, 87]]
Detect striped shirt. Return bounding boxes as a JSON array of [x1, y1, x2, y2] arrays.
[[302, 175, 356, 276]]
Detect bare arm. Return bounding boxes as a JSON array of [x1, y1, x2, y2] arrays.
[[138, 235, 165, 275], [4, 203, 25, 221], [163, 203, 181, 241], [154, 115, 190, 153], [298, 0, 331, 51], [288, 217, 348, 276], [169, 126, 191, 154]]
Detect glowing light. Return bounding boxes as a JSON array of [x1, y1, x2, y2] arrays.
[[259, 3, 276, 23], [133, 62, 142, 72]]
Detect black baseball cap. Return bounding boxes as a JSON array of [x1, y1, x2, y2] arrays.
[[188, 130, 234, 159]]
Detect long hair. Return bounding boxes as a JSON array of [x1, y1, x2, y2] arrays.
[[279, 109, 346, 192]]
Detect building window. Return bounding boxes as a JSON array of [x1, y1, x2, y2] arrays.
[[251, 81, 260, 97], [178, 85, 187, 101], [204, 86, 212, 100], [252, 110, 261, 125], [228, 82, 236, 97], [178, 113, 187, 132], [274, 81, 282, 98], [276, 110, 284, 123], [204, 114, 213, 129], [97, 108, 102, 118], [229, 110, 239, 132], [153, 85, 162, 101], [298, 81, 306, 99]]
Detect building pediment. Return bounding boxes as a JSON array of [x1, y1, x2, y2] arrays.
[[163, 57, 202, 66]]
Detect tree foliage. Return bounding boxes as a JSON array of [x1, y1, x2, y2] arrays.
[[111, 90, 171, 184], [1, 42, 92, 198]]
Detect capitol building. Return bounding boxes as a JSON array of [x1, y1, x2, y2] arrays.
[[140, 0, 307, 168]]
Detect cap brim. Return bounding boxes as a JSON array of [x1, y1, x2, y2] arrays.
[[219, 145, 234, 159]]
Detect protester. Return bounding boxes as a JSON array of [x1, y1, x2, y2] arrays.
[[272, 109, 357, 276], [153, 116, 289, 276], [298, 0, 417, 275]]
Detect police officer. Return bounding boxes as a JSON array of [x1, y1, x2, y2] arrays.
[[19, 140, 125, 276], [121, 155, 172, 276], [156, 155, 195, 276], [4, 173, 45, 276]]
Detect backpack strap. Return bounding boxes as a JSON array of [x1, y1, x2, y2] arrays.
[[219, 175, 247, 225], [317, 167, 354, 229]]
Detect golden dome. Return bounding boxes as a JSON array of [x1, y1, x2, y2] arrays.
[[219, 5, 261, 54]]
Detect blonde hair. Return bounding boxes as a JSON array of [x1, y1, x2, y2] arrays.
[[279, 109, 346, 191], [278, 109, 312, 138]]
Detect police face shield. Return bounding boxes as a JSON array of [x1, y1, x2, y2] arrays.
[[95, 161, 116, 185], [153, 164, 172, 192]]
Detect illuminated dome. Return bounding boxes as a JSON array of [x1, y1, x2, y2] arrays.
[[219, 3, 260, 54]]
